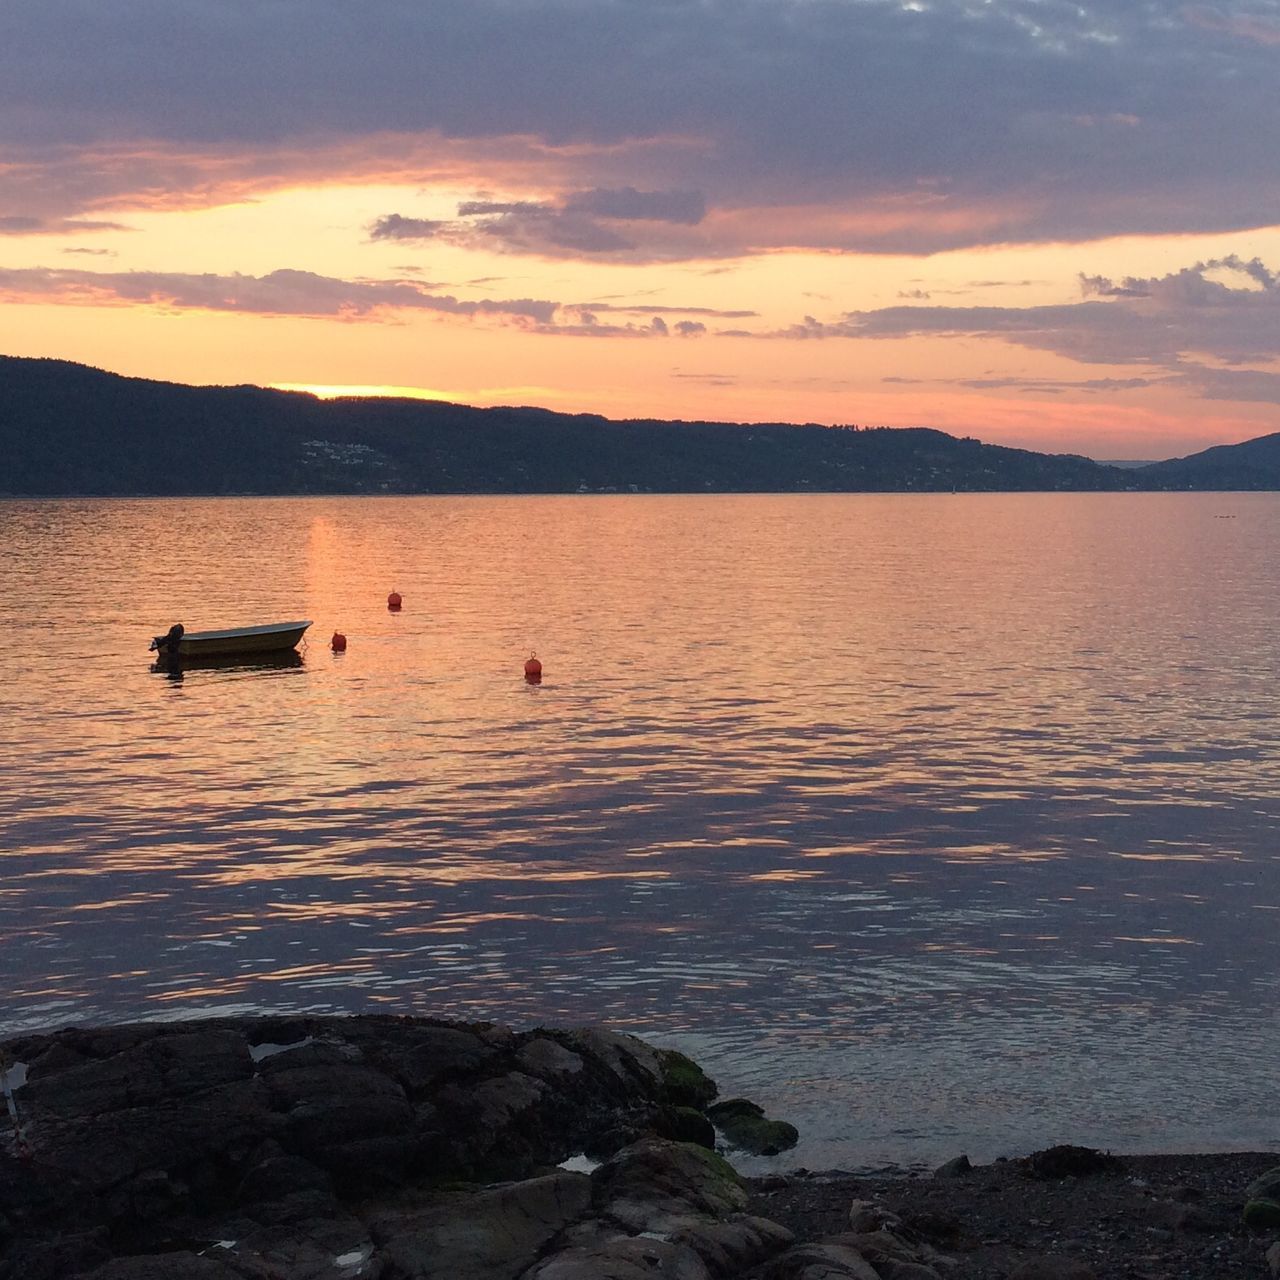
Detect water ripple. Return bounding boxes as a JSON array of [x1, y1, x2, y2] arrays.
[[2, 492, 1279, 1167]]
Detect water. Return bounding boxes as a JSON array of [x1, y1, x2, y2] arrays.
[[2, 492, 1278, 1171]]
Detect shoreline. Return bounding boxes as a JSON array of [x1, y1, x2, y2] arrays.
[[747, 1149, 1280, 1280], [3, 1015, 1278, 1279]]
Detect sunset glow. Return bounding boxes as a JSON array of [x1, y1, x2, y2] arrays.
[[4, 2, 1280, 459]]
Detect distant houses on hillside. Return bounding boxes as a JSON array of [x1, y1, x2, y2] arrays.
[[2, 354, 1278, 495]]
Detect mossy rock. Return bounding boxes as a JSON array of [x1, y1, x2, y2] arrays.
[[656, 1048, 718, 1108], [1245, 1166, 1280, 1202], [1024, 1145, 1123, 1179], [707, 1098, 764, 1123], [682, 1139, 745, 1188], [714, 1112, 800, 1157], [1243, 1198, 1280, 1229], [650, 1104, 716, 1149]]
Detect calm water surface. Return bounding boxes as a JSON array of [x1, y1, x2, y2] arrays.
[[2, 493, 1278, 1170]]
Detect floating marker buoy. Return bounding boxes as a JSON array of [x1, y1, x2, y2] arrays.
[[524, 653, 542, 683], [387, 591, 402, 610], [330, 631, 347, 652]]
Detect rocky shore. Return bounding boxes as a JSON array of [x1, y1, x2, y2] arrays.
[[1, 1015, 1277, 1279]]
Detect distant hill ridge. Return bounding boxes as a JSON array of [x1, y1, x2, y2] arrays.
[[2, 354, 1278, 495]]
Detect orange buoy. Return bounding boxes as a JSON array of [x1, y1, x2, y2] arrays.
[[524, 653, 542, 683], [330, 631, 347, 652], [387, 591, 402, 610]]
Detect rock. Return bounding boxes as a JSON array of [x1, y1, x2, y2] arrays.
[[1022, 1146, 1122, 1180], [244, 1016, 312, 1051], [516, 1037, 585, 1081], [0, 1146, 96, 1242], [1266, 1239, 1280, 1280], [933, 1155, 972, 1179], [593, 1138, 748, 1227], [35, 1077, 278, 1196], [1007, 1258, 1096, 1280], [0, 1228, 112, 1280], [707, 1097, 765, 1122], [140, 1030, 257, 1096], [667, 1212, 795, 1274], [1243, 1197, 1280, 1229], [838, 1229, 922, 1267], [18, 1047, 151, 1117], [656, 1049, 719, 1108], [829, 1230, 956, 1275], [255, 1040, 362, 1074], [22, 1030, 253, 1117], [237, 1154, 335, 1205], [755, 1174, 791, 1192], [467, 1071, 549, 1129], [565, 1028, 663, 1091], [371, 1170, 591, 1280], [431, 1070, 554, 1179], [77, 1253, 246, 1279], [206, 1207, 376, 1280], [759, 1240, 881, 1279], [651, 1105, 717, 1149], [1162, 1201, 1218, 1234], [521, 1235, 712, 1280], [848, 1199, 902, 1233], [717, 1114, 800, 1157], [122, 1169, 185, 1220], [364, 1023, 497, 1094], [262, 1061, 407, 1113], [900, 1209, 970, 1248], [1246, 1166, 1280, 1202], [265, 1062, 415, 1192], [707, 1099, 799, 1156]]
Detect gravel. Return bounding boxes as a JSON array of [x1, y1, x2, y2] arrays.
[[746, 1148, 1280, 1279]]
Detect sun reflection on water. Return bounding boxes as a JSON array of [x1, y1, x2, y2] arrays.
[[2, 493, 1279, 1166]]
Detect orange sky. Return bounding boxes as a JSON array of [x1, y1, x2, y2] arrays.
[[3, 3, 1280, 461]]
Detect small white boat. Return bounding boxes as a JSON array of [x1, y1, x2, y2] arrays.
[[150, 620, 312, 658]]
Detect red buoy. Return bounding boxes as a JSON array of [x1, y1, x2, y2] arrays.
[[387, 591, 402, 610], [330, 631, 347, 652], [524, 653, 542, 683]]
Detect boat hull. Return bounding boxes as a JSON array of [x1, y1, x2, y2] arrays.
[[156, 621, 312, 658]]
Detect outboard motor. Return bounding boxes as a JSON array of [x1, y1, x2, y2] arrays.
[[150, 623, 185, 654]]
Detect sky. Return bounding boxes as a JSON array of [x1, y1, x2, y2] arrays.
[[3, 1, 1280, 460]]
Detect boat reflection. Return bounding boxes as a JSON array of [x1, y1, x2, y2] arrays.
[[150, 649, 305, 678]]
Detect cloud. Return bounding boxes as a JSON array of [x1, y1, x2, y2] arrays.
[[538, 311, 667, 338], [566, 302, 756, 320], [0, 261, 729, 336], [0, 214, 126, 235], [374, 188, 712, 262], [886, 374, 1165, 393], [472, 207, 637, 255], [5, 1, 1280, 255], [0, 265, 557, 323], [546, 304, 713, 338], [787, 256, 1280, 404], [457, 201, 546, 218], [1182, 366, 1280, 402], [368, 213, 445, 242], [1183, 6, 1280, 46], [564, 187, 705, 225]]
